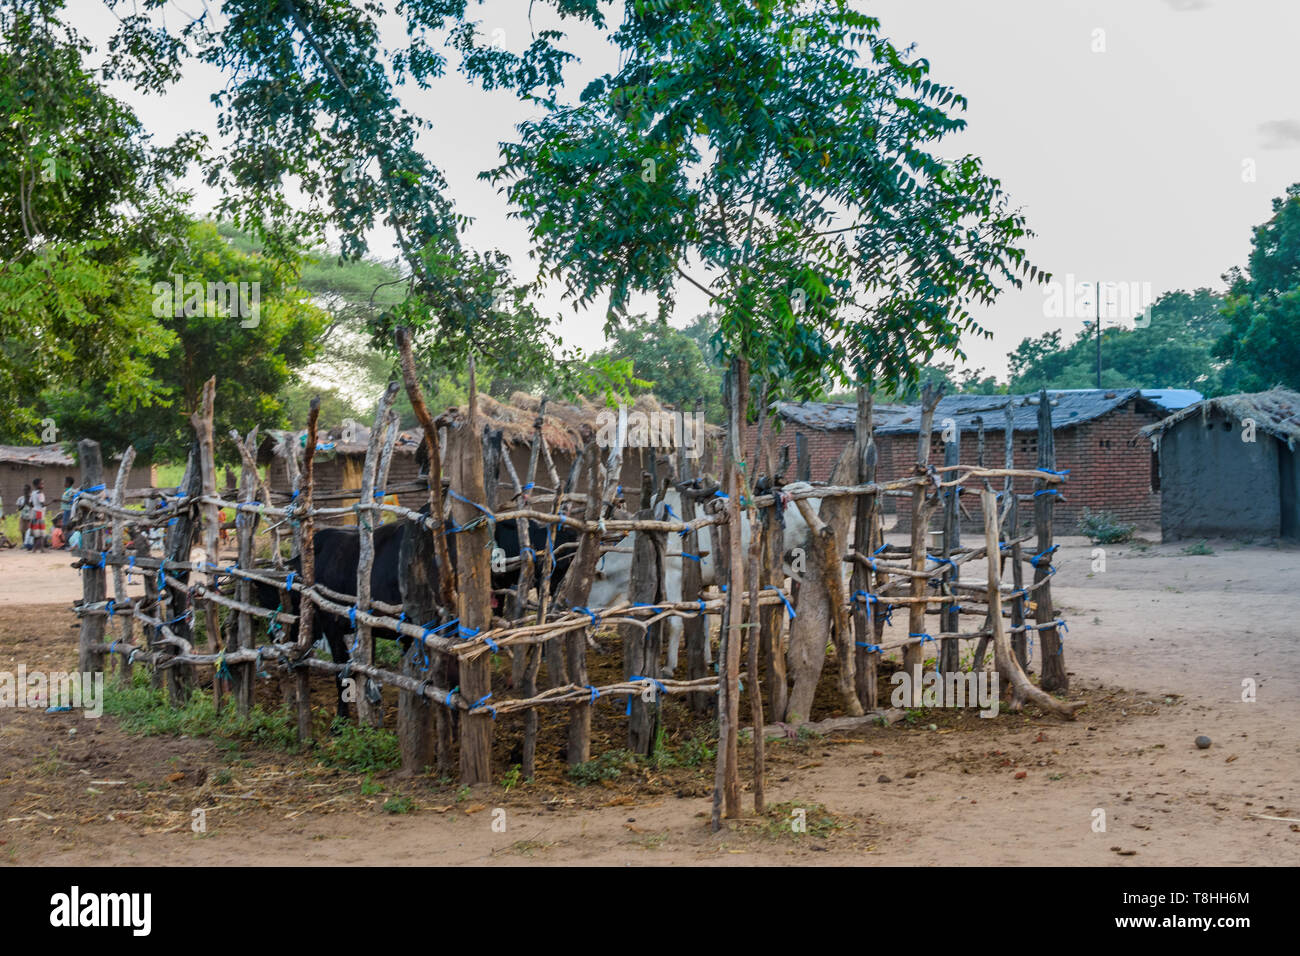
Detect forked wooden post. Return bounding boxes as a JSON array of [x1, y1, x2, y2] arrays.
[[77, 440, 106, 676]]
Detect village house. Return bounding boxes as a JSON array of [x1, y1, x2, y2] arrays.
[[1139, 388, 1300, 541], [756, 389, 1202, 531]]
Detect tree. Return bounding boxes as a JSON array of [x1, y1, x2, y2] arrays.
[[1215, 184, 1300, 392], [590, 315, 725, 422], [0, 1, 192, 438], [41, 220, 329, 463], [488, 1, 1041, 404], [1008, 288, 1230, 394]]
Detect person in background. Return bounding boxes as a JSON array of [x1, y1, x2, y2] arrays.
[[61, 476, 76, 534], [50, 514, 66, 550], [29, 478, 47, 552], [17, 483, 32, 549]]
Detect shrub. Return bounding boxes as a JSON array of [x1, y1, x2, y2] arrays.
[[1077, 508, 1136, 544]]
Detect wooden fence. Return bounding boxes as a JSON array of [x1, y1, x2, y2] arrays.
[[71, 336, 1080, 827]]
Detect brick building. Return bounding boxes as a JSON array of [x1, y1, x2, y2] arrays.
[[757, 389, 1200, 532]]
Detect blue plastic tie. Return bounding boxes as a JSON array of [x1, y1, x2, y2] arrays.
[[765, 585, 796, 619]]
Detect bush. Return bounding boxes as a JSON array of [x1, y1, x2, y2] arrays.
[[1077, 508, 1136, 544], [320, 718, 401, 773]]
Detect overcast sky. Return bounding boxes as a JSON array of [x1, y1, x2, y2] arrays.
[[87, 0, 1300, 381]]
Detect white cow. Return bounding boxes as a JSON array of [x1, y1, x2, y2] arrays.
[[587, 482, 818, 676]]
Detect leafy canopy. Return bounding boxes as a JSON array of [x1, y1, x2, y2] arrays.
[[487, 0, 1042, 401]]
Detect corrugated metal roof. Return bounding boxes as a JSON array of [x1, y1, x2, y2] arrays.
[[778, 387, 1195, 436]]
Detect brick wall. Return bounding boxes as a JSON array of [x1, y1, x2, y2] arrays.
[[748, 399, 1163, 533]]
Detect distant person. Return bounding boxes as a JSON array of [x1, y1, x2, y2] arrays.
[[17, 483, 32, 549], [50, 514, 66, 550], [61, 476, 76, 531], [29, 478, 47, 552]]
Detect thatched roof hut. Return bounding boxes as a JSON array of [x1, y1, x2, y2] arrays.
[[1140, 388, 1300, 540]]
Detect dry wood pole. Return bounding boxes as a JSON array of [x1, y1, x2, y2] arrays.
[[77, 440, 107, 676], [1033, 389, 1068, 692], [757, 422, 786, 722], [903, 383, 943, 705], [1005, 400, 1028, 670], [107, 445, 135, 684], [189, 377, 223, 711], [159, 448, 201, 703], [559, 425, 603, 765], [743, 392, 772, 813], [979, 489, 1082, 719], [232, 427, 259, 715], [354, 382, 401, 728], [677, 402, 711, 715], [452, 357, 494, 784], [939, 424, 961, 676], [507, 403, 544, 778], [851, 386, 878, 709], [624, 498, 666, 755], [713, 357, 747, 828], [545, 452, 583, 686], [293, 399, 321, 744], [395, 328, 459, 774]]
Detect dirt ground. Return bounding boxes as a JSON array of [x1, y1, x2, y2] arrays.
[[1, 534, 1297, 866]]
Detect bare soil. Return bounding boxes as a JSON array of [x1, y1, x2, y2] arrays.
[[1, 535, 1297, 866]]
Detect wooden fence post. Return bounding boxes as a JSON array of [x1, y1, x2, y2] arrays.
[[108, 446, 135, 683], [903, 383, 943, 706], [77, 440, 106, 676], [851, 387, 879, 710], [189, 377, 223, 712], [560, 426, 603, 766], [713, 357, 746, 827], [355, 382, 400, 728], [453, 357, 494, 785], [624, 496, 666, 756], [1034, 390, 1068, 692], [678, 399, 711, 715], [939, 423, 961, 676], [232, 427, 259, 716], [293, 400, 320, 744], [159, 447, 201, 704]]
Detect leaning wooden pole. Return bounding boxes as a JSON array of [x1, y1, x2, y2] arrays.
[[939, 423, 961, 677], [979, 489, 1082, 719], [559, 425, 603, 766], [713, 357, 746, 828]]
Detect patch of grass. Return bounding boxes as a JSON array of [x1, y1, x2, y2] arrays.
[[381, 795, 414, 814], [1077, 508, 1136, 544], [568, 748, 637, 786], [360, 774, 384, 796], [653, 734, 715, 769], [103, 669, 299, 751], [500, 765, 522, 792], [1181, 540, 1215, 556], [320, 719, 400, 773], [760, 801, 851, 839]]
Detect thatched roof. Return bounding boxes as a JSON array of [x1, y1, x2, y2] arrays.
[[1139, 388, 1300, 449], [0, 443, 75, 467], [443, 391, 721, 456]]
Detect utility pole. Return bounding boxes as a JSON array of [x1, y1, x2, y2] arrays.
[[1095, 278, 1102, 388]]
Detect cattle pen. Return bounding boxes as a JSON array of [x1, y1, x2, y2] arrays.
[[69, 334, 1081, 828]]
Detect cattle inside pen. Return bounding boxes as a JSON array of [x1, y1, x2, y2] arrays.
[[69, 373, 1078, 809]]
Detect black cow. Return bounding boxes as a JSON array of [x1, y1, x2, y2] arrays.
[[255, 514, 579, 716]]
